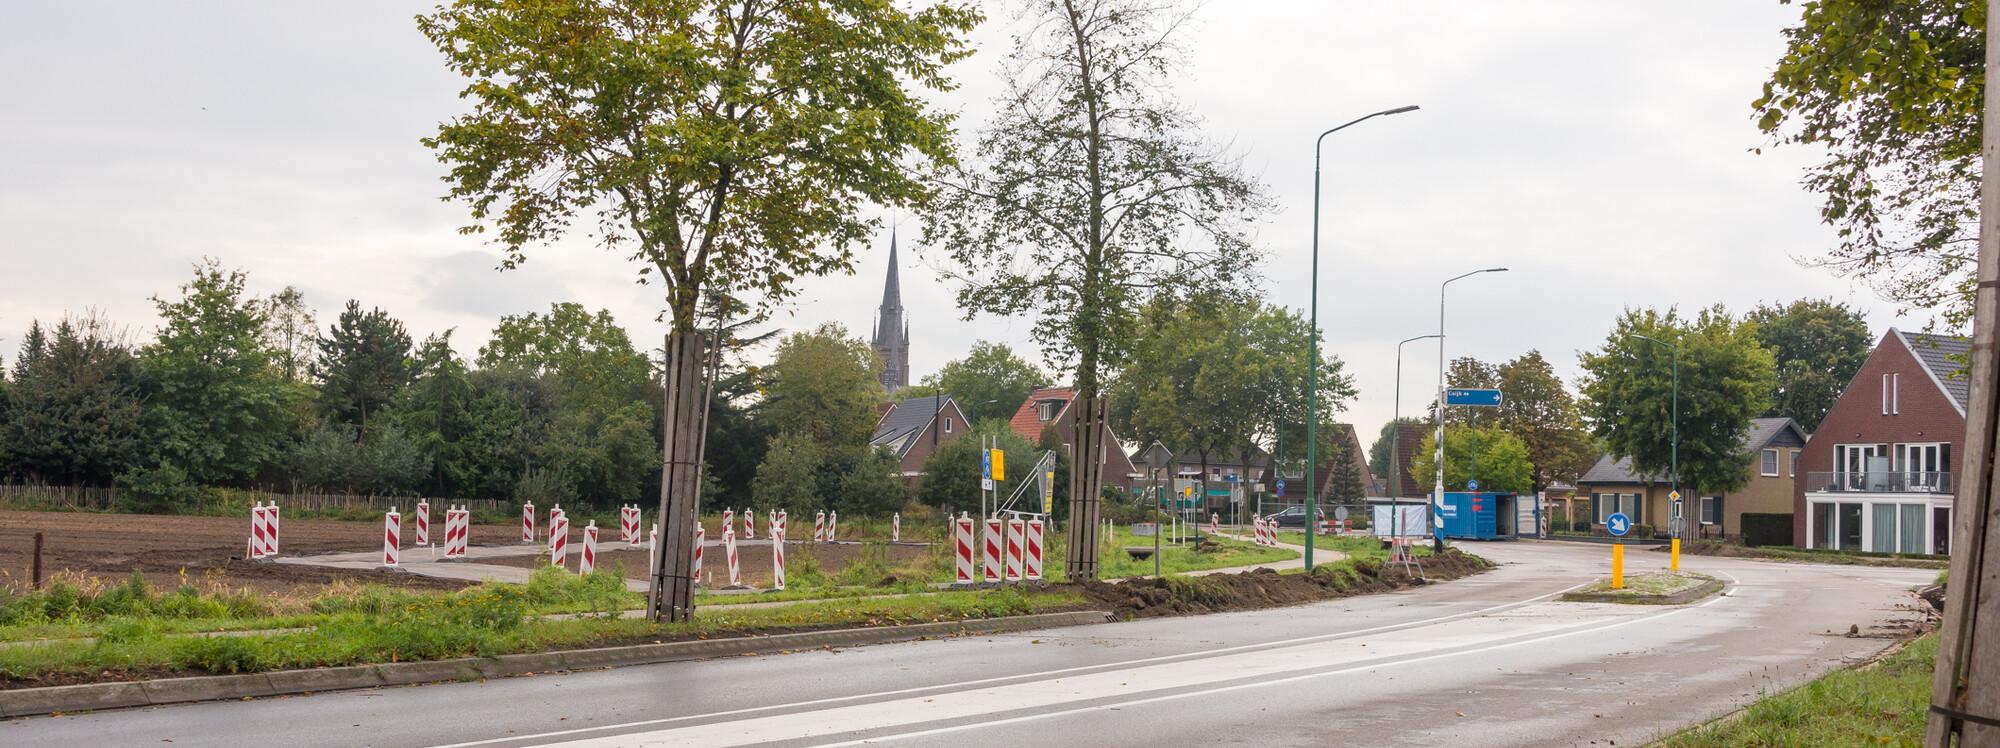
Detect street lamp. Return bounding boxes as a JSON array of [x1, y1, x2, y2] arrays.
[[1392, 334, 1442, 550], [1432, 267, 1508, 552], [1628, 335, 1680, 538], [1306, 104, 1419, 570]]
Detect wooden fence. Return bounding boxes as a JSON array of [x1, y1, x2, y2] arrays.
[[0, 484, 510, 515]]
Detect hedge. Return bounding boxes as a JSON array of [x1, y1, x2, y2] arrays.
[[1741, 513, 1793, 548]]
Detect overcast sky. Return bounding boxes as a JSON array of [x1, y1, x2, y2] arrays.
[[0, 1, 1924, 456]]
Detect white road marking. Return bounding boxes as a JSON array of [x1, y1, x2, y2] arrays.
[[424, 581, 1596, 748], [544, 599, 1697, 748]]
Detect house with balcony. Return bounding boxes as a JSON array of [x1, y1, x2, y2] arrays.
[[1793, 329, 1966, 555]]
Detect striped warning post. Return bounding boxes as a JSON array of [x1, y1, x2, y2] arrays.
[[721, 509, 735, 553], [548, 504, 562, 544], [249, 502, 268, 559], [814, 511, 826, 543], [892, 512, 900, 543], [619, 505, 637, 545], [415, 500, 430, 547], [771, 512, 787, 591], [693, 525, 705, 585], [1024, 518, 1045, 581], [444, 506, 468, 559], [828, 511, 838, 542], [650, 523, 658, 550], [954, 514, 975, 584], [522, 501, 535, 544], [1211, 513, 1219, 536], [743, 508, 755, 540], [549, 511, 568, 567], [383, 507, 401, 566], [724, 526, 740, 587], [1005, 517, 1025, 582], [268, 503, 280, 556], [982, 517, 1003, 583], [580, 521, 598, 575]]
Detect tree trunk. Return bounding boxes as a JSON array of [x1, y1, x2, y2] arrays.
[[1066, 396, 1108, 580], [647, 331, 708, 622]]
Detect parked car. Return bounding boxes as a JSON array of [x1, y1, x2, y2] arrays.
[[1267, 505, 1324, 528]]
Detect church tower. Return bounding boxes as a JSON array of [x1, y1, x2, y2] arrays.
[[872, 233, 910, 394]]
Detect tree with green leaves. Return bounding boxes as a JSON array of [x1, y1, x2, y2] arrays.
[[1579, 306, 1777, 496], [260, 286, 317, 384], [419, 0, 980, 618], [835, 446, 906, 516], [1321, 434, 1367, 504], [1493, 351, 1596, 490], [1755, 2, 1984, 330], [919, 341, 1043, 425], [751, 430, 824, 518], [392, 332, 478, 495], [1407, 425, 1534, 495], [1368, 417, 1428, 485], [314, 301, 412, 436], [922, 0, 1271, 579], [140, 261, 302, 484], [479, 303, 653, 412], [761, 323, 884, 451], [1442, 357, 1500, 427], [914, 420, 1041, 515], [2, 315, 144, 486], [1745, 299, 1872, 431]]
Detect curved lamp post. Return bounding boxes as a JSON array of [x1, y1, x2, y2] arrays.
[[1432, 267, 1508, 552], [1306, 104, 1419, 569], [1391, 334, 1442, 545]]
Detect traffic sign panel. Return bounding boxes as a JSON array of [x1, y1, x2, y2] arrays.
[[1445, 388, 1503, 407], [1606, 512, 1631, 537]]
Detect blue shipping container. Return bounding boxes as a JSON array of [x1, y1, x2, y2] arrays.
[[1436, 492, 1523, 540]]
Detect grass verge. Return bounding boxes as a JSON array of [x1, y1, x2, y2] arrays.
[[1652, 634, 1936, 747], [1678, 540, 1949, 569]]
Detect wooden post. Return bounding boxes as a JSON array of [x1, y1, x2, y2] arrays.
[[1065, 396, 1107, 580], [647, 332, 709, 622], [31, 532, 44, 591], [1929, 3, 2000, 744]]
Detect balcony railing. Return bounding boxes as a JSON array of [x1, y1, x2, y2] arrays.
[[1804, 471, 1953, 494]]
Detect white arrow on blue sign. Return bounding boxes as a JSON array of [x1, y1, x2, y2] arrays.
[[1606, 512, 1631, 537], [1445, 388, 1503, 407]]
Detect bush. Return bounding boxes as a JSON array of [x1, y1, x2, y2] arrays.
[[116, 463, 201, 514], [1571, 520, 1591, 532], [1633, 524, 1655, 538], [1741, 513, 1793, 547], [174, 634, 267, 674]]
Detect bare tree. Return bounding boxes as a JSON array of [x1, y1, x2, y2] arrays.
[[922, 0, 1271, 578]]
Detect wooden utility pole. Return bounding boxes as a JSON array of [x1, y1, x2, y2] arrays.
[[647, 332, 710, 623], [1928, 2, 2000, 743]]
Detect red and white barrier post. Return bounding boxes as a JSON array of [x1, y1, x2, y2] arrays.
[[580, 521, 598, 575], [383, 507, 401, 566], [1211, 513, 1219, 537], [1025, 518, 1045, 581], [619, 505, 636, 545], [771, 511, 787, 591], [724, 525, 741, 587], [249, 502, 267, 559], [828, 510, 838, 542], [1005, 517, 1026, 582], [444, 505, 468, 559], [814, 510, 827, 543], [892, 512, 901, 543], [982, 516, 1003, 583], [743, 508, 755, 540], [522, 501, 535, 544], [548, 504, 561, 543], [549, 510, 569, 566], [693, 525, 705, 586], [415, 500, 431, 547], [266, 503, 281, 557], [721, 509, 735, 549], [650, 522, 659, 549], [954, 514, 975, 585]]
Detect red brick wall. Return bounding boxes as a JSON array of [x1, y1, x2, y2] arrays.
[[1792, 331, 1965, 545], [895, 401, 972, 477]]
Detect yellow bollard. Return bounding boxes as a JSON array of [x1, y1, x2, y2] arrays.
[[1612, 544, 1624, 590], [1672, 538, 1681, 570]]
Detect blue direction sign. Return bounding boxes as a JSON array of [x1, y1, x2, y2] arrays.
[[980, 450, 994, 490], [1445, 388, 1503, 407], [1605, 512, 1631, 537], [1467, 479, 1479, 491], [1275, 479, 1285, 497]]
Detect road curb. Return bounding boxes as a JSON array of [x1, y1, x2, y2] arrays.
[[0, 610, 1112, 719], [1560, 578, 1722, 605]]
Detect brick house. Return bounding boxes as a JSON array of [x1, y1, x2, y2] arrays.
[[1794, 329, 1966, 554], [1008, 386, 1141, 490], [1576, 417, 1806, 539], [869, 395, 972, 483]]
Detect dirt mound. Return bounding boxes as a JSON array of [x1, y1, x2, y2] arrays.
[[1657, 540, 1760, 558], [1069, 551, 1490, 619]]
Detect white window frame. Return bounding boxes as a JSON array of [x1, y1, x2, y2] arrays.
[[1789, 449, 1799, 478], [1595, 493, 1638, 524], [943, 417, 954, 434], [1699, 496, 1719, 525], [1760, 449, 1779, 477], [1892, 373, 1900, 414]]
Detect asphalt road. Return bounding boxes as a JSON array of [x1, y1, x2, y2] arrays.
[[4, 541, 1936, 747]]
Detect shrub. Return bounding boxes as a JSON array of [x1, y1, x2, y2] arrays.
[[175, 634, 267, 674], [1740, 513, 1793, 547], [116, 463, 201, 514], [1571, 520, 1591, 532], [1633, 524, 1655, 538]]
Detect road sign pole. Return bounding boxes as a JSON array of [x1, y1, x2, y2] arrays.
[[1612, 543, 1624, 590]]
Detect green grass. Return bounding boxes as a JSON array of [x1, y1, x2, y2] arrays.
[[1653, 635, 1936, 747], [1065, 527, 1297, 580], [1571, 570, 1712, 597], [0, 577, 1083, 683], [1686, 540, 1950, 569]]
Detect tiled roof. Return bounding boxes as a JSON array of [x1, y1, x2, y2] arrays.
[[1009, 386, 1073, 441], [1898, 330, 1970, 412], [871, 396, 951, 457], [1744, 417, 1807, 451], [1577, 454, 1666, 485]]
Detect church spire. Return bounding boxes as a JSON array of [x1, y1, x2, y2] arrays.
[[879, 232, 903, 312], [871, 231, 911, 393]]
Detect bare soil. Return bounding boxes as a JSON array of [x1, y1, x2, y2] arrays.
[[479, 541, 937, 587], [1073, 551, 1491, 619], [0, 510, 522, 596]]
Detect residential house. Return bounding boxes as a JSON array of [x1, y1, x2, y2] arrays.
[[1575, 416, 1807, 538], [1794, 329, 1966, 554], [1128, 446, 1268, 516], [1007, 386, 1141, 490], [1378, 422, 1429, 499], [870, 395, 972, 484]]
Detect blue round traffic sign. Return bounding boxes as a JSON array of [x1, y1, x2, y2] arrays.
[[1606, 512, 1631, 537], [1275, 480, 1286, 490], [1467, 479, 1478, 491]]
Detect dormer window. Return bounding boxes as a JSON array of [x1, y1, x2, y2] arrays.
[[1037, 400, 1059, 422]]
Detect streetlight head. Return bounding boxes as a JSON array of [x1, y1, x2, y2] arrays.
[[1384, 105, 1420, 115], [1486, 267, 1509, 273]]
